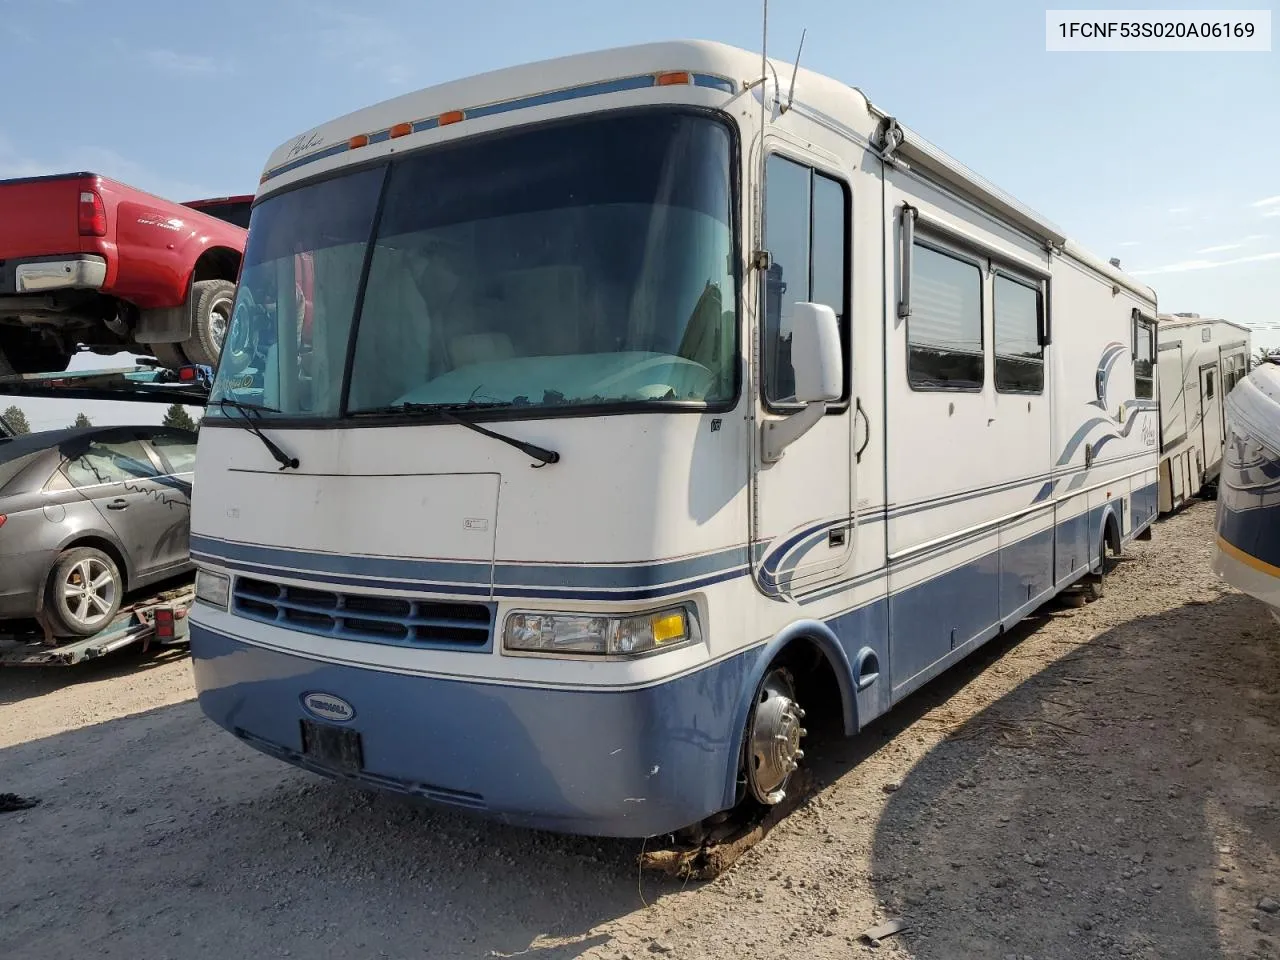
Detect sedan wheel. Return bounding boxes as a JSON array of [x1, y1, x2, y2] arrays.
[[44, 547, 123, 638]]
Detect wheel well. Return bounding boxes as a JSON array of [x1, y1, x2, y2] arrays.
[[1104, 510, 1122, 556], [59, 537, 131, 591], [191, 247, 242, 286], [768, 636, 846, 738]]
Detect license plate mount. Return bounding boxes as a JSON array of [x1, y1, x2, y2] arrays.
[[300, 719, 364, 774]]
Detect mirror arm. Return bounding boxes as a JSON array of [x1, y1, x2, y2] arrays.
[[761, 401, 827, 463]]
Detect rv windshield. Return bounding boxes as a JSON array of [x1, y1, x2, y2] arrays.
[[208, 109, 738, 420]]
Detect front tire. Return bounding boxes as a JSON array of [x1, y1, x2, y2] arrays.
[[744, 666, 807, 806], [44, 547, 123, 638], [182, 279, 235, 367]]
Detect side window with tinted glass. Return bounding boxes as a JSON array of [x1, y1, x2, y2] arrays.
[[1133, 316, 1155, 400], [762, 154, 850, 407], [64, 439, 160, 488], [149, 433, 198, 474], [993, 274, 1045, 394]]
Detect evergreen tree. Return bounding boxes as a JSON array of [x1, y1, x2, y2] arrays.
[[73, 412, 92, 428], [162, 404, 197, 432], [1, 405, 31, 435]]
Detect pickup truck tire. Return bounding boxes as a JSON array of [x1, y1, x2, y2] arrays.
[[0, 327, 73, 375], [183, 279, 236, 367], [43, 547, 124, 638]]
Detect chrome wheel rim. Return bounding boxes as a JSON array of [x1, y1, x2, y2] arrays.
[[61, 558, 117, 629], [746, 668, 807, 805], [209, 295, 234, 353]]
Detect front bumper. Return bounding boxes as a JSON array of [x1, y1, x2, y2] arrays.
[[10, 255, 107, 294], [189, 621, 754, 838]]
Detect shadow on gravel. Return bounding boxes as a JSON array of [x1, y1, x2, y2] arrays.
[[867, 591, 1280, 960], [0, 642, 189, 706], [0, 696, 665, 960]]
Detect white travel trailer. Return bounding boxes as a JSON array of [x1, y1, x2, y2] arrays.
[[186, 40, 1161, 839], [1156, 313, 1252, 513]]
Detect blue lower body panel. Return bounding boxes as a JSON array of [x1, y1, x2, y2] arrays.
[[190, 624, 752, 838]]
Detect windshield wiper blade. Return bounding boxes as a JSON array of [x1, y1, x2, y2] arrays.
[[361, 401, 559, 467], [217, 397, 300, 471]]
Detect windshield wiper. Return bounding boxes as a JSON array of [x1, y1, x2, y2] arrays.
[[361, 401, 560, 467], [217, 397, 300, 471]]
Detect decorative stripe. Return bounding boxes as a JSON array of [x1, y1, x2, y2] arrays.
[[261, 71, 736, 185]]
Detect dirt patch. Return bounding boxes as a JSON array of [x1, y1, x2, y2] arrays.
[[2, 500, 1277, 959]]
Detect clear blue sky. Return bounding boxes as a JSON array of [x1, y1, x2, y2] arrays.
[[2, 0, 1276, 429]]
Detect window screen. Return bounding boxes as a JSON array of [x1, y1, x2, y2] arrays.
[[908, 243, 983, 390]]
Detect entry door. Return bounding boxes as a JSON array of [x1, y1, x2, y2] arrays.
[[752, 151, 854, 599], [1199, 364, 1223, 468]]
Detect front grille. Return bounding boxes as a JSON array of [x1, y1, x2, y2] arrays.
[[232, 576, 493, 650]]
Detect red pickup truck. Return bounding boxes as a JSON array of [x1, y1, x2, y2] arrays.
[[0, 174, 252, 375]]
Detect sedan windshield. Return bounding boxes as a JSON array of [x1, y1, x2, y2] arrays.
[[209, 109, 738, 419]]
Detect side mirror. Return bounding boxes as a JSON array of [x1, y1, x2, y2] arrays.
[[790, 302, 843, 404], [762, 302, 845, 463]]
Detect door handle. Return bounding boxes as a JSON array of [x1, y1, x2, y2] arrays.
[[106, 499, 128, 510]]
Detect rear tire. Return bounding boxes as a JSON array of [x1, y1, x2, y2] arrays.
[[181, 279, 235, 367], [1083, 540, 1109, 603], [43, 547, 123, 638], [0, 327, 72, 374]]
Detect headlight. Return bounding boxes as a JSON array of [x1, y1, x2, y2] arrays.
[[503, 606, 697, 657], [195, 569, 231, 610]]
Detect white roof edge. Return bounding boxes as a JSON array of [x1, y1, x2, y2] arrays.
[[866, 104, 1156, 305], [261, 39, 752, 173], [257, 39, 1158, 309], [1156, 315, 1255, 335]]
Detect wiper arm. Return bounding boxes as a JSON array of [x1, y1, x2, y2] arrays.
[[217, 398, 300, 471], [437, 409, 560, 467], [362, 402, 559, 467]]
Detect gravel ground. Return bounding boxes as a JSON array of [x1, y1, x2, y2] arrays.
[[3, 499, 1278, 960]]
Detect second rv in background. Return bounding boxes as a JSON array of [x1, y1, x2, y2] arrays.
[[1157, 312, 1252, 513]]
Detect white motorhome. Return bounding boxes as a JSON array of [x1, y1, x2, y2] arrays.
[[186, 40, 1161, 839], [1214, 356, 1280, 623], [1156, 313, 1252, 513]]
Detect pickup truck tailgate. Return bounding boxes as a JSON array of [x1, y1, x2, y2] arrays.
[[0, 174, 90, 261]]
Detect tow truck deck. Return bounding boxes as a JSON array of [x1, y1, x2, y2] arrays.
[[0, 360, 212, 666], [0, 584, 195, 666]]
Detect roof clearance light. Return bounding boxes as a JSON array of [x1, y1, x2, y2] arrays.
[[389, 122, 413, 139], [348, 134, 370, 148], [656, 71, 692, 86], [438, 110, 464, 126]]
